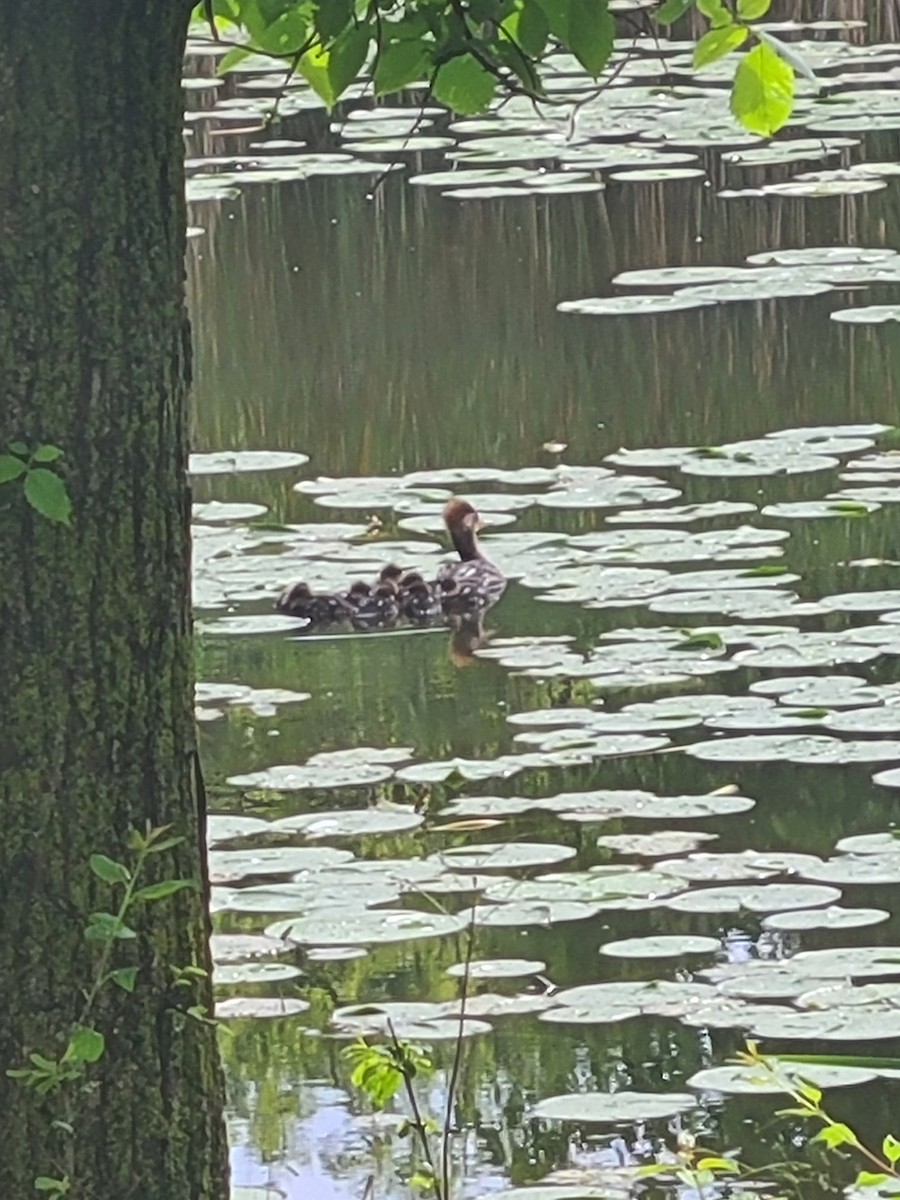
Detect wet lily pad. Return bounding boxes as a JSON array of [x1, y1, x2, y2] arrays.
[[268, 908, 467, 946], [209, 846, 355, 884], [210, 934, 287, 964], [215, 996, 310, 1019], [665, 883, 841, 913], [599, 934, 719, 959], [189, 450, 308, 474], [596, 831, 718, 857], [763, 906, 889, 932], [447, 958, 547, 979], [557, 294, 714, 316], [271, 807, 424, 838], [208, 814, 271, 844], [532, 1091, 696, 1124], [193, 501, 269, 523], [831, 305, 900, 324], [214, 961, 304, 986], [227, 748, 412, 791], [432, 842, 577, 872], [688, 1063, 875, 1095]]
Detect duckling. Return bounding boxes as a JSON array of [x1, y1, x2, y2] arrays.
[[378, 563, 405, 587], [437, 498, 506, 616], [398, 572, 443, 623], [276, 581, 351, 624], [348, 581, 401, 629]]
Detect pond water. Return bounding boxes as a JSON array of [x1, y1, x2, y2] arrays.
[[186, 14, 900, 1200]]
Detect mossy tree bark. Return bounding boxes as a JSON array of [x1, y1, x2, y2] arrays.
[[0, 4, 229, 1198]]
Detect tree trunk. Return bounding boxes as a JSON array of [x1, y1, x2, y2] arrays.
[[0, 4, 229, 1198]]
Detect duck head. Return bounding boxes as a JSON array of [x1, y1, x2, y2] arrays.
[[443, 498, 482, 561]]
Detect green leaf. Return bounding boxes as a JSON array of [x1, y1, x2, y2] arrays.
[[814, 1123, 859, 1150], [23, 468, 72, 526], [756, 28, 818, 86], [34, 1179, 69, 1195], [693, 23, 747, 68], [89, 854, 131, 885], [855, 1172, 893, 1189], [730, 40, 794, 136], [217, 46, 253, 73], [737, 0, 771, 16], [254, 8, 310, 54], [66, 1027, 105, 1064], [696, 1157, 740, 1172], [654, 0, 692, 22], [433, 54, 497, 114], [0, 455, 27, 483], [514, 1, 549, 56], [374, 39, 430, 94], [109, 967, 139, 992], [327, 23, 371, 98], [32, 444, 63, 463], [566, 0, 614, 74], [133, 879, 197, 903], [8, 441, 28, 456], [696, 0, 732, 25], [315, 0, 354, 40], [85, 912, 137, 942], [883, 1134, 900, 1165], [299, 24, 370, 107]]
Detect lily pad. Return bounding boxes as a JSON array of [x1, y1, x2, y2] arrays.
[[209, 846, 354, 884], [664, 883, 841, 913], [531, 1091, 696, 1124], [431, 842, 577, 872], [268, 908, 467, 946], [599, 934, 720, 959], [214, 961, 304, 986], [557, 294, 714, 316], [687, 1063, 875, 1095], [271, 807, 424, 838], [215, 996, 310, 1019], [446, 958, 547, 979], [831, 305, 900, 324], [189, 450, 308, 474], [763, 906, 889, 932]]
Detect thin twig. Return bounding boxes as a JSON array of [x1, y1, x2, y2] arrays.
[[441, 898, 477, 1197], [386, 1017, 444, 1200]]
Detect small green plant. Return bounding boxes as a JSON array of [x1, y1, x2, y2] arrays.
[[0, 442, 72, 525], [738, 1043, 900, 1192], [7, 825, 202, 1196]]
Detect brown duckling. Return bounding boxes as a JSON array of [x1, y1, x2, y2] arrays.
[[347, 581, 400, 629], [398, 571, 443, 623], [378, 563, 405, 587], [276, 581, 351, 624], [437, 498, 506, 616]]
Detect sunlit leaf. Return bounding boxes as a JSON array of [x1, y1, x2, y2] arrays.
[[0, 455, 26, 482], [730, 41, 795, 136], [693, 24, 747, 69]]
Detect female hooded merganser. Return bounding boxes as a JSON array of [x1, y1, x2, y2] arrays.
[[437, 498, 506, 616], [276, 581, 351, 624]]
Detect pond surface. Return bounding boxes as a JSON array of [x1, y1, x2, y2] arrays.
[[186, 15, 900, 1200]]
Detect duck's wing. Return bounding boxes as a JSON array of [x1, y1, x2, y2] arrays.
[[438, 559, 506, 611]]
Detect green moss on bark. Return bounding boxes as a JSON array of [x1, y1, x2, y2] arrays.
[[0, 4, 229, 1197]]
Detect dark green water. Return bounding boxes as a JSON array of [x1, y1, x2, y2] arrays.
[[187, 67, 900, 1200]]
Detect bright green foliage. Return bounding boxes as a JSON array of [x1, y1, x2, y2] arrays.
[[195, 0, 799, 132], [730, 41, 795, 136], [693, 24, 747, 68]]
